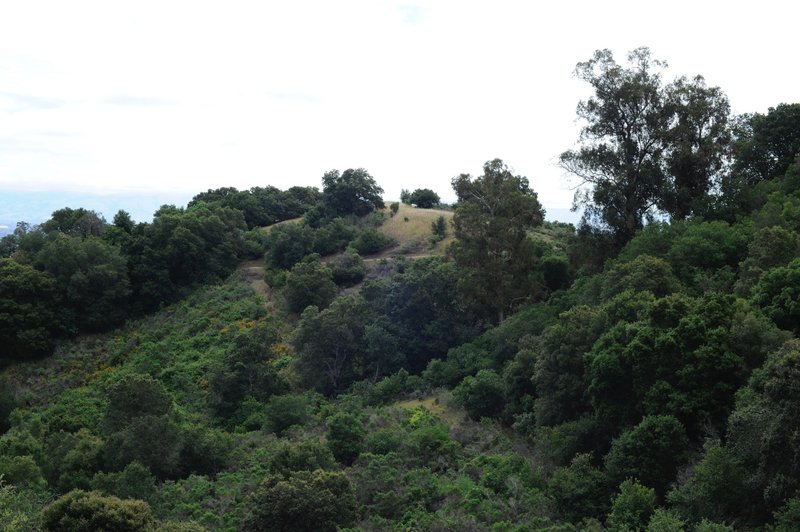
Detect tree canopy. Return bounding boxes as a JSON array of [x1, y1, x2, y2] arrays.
[[450, 159, 544, 322], [560, 47, 730, 245], [322, 168, 385, 217]]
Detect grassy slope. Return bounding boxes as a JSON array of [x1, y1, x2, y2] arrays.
[[377, 203, 455, 256], [2, 266, 544, 529]]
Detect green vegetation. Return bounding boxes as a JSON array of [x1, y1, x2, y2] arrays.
[[1, 49, 800, 530]]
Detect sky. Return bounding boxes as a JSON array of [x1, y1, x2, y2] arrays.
[[1, 0, 799, 225]]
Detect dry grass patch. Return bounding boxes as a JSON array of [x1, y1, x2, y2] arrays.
[[379, 203, 455, 255]]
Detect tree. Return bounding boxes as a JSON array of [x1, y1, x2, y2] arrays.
[[733, 103, 800, 184], [207, 324, 288, 421], [607, 479, 657, 531], [264, 223, 315, 270], [453, 369, 505, 420], [263, 395, 309, 435], [604, 415, 689, 497], [243, 469, 357, 532], [431, 215, 447, 241], [102, 374, 183, 478], [533, 305, 605, 426], [112, 210, 135, 233], [43, 208, 106, 237], [752, 258, 800, 333], [666, 445, 748, 524], [322, 168, 384, 217], [408, 188, 441, 208], [361, 256, 476, 373], [450, 159, 544, 322], [292, 296, 368, 393], [41, 489, 154, 531], [547, 453, 609, 523], [104, 374, 173, 433], [662, 76, 731, 219], [283, 255, 336, 313], [329, 249, 366, 286], [35, 235, 130, 331], [0, 258, 61, 359], [560, 48, 730, 245], [326, 412, 365, 465]]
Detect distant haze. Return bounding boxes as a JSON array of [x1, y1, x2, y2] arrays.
[[0, 189, 583, 235]]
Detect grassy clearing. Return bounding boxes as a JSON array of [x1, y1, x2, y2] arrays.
[[395, 391, 465, 429], [378, 203, 455, 256]]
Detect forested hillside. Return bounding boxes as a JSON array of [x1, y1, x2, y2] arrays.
[[2, 48, 800, 530]]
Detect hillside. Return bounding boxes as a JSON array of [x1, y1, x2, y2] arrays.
[[1, 78, 800, 529]]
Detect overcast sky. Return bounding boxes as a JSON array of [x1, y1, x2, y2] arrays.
[[1, 0, 798, 220]]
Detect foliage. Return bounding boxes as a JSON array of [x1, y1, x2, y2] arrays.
[[102, 374, 183, 478], [104, 374, 173, 433], [607, 479, 657, 531], [733, 103, 800, 184], [0, 481, 49, 531], [43, 208, 106, 238], [42, 489, 155, 531], [725, 339, 800, 517], [326, 412, 365, 465], [264, 394, 309, 435], [349, 227, 394, 255], [547, 453, 609, 523], [604, 415, 689, 496], [667, 445, 748, 524], [431, 214, 448, 242], [450, 158, 544, 322], [243, 469, 357, 532], [322, 168, 385, 217], [283, 254, 337, 313], [293, 296, 368, 393], [363, 257, 478, 373], [772, 496, 800, 532], [35, 235, 131, 331], [646, 508, 686, 531], [408, 188, 441, 208], [329, 249, 366, 286], [453, 369, 505, 420], [0, 258, 61, 359], [207, 323, 288, 422], [91, 461, 157, 504], [601, 255, 680, 299], [263, 222, 315, 270], [560, 48, 730, 244], [189, 185, 320, 228], [533, 305, 605, 426], [752, 258, 800, 333]]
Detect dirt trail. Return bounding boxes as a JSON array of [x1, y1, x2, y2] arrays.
[[239, 259, 270, 297]]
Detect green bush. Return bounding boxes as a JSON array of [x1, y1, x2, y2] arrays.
[[264, 394, 309, 435], [350, 228, 393, 255], [548, 453, 609, 523], [453, 369, 505, 420], [41, 489, 154, 531], [330, 250, 367, 286], [607, 479, 656, 531], [243, 469, 357, 532], [326, 412, 365, 465], [283, 255, 336, 313]]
